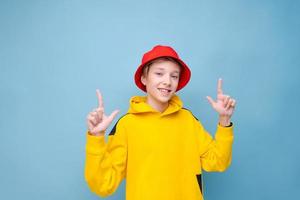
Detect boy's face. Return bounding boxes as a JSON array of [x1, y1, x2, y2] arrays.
[[141, 59, 180, 107]]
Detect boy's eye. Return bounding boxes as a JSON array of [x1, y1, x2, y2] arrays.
[[172, 75, 179, 79], [155, 72, 163, 76]]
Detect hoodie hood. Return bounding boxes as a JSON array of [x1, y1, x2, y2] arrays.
[[128, 95, 183, 116]]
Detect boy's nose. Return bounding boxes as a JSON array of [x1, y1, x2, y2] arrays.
[[163, 75, 172, 86]]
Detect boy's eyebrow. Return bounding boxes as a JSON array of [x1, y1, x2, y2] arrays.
[[153, 67, 165, 71]]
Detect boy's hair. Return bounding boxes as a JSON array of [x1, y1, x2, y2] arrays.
[[142, 57, 182, 77]]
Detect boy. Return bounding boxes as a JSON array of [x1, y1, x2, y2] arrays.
[[85, 45, 236, 200]]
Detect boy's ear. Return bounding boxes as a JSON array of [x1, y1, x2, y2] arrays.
[[141, 75, 146, 86]]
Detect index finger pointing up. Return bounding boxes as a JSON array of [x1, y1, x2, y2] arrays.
[[96, 89, 104, 108], [217, 78, 223, 94]]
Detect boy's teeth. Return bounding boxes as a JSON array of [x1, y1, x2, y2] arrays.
[[159, 89, 170, 95]]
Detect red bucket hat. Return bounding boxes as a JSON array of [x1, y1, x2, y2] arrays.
[[134, 45, 191, 92]]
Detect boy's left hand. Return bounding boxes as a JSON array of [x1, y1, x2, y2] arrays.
[[206, 78, 236, 126]]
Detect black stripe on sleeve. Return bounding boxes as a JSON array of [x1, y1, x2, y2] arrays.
[[196, 174, 203, 194], [182, 107, 199, 121], [108, 114, 128, 136]]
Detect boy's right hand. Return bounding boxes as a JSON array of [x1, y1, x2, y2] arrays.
[[86, 89, 119, 136]]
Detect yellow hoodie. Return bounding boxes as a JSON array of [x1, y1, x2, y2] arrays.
[[85, 95, 234, 200]]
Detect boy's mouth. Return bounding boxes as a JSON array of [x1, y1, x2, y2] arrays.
[[158, 88, 172, 96]]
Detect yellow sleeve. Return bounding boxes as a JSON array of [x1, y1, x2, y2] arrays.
[[84, 120, 127, 197], [196, 120, 234, 172]]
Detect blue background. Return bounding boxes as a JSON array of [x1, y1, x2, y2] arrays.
[[1, 0, 299, 199]]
